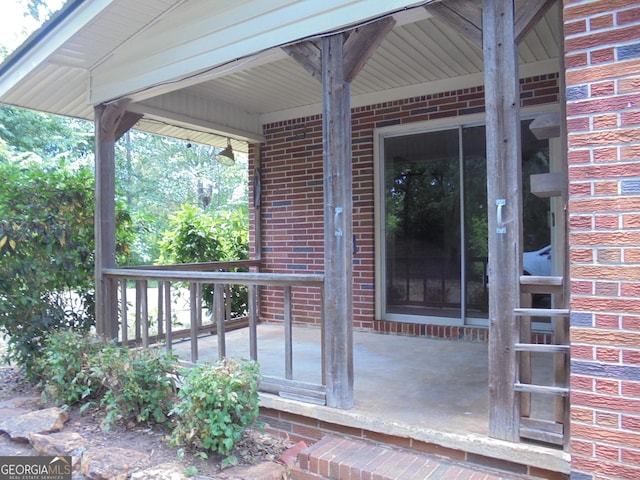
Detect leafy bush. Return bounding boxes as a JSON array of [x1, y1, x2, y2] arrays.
[[0, 159, 133, 375], [159, 204, 249, 316], [34, 330, 104, 406], [0, 161, 95, 374], [33, 329, 260, 464], [33, 328, 178, 431], [171, 359, 260, 463], [90, 344, 178, 430]]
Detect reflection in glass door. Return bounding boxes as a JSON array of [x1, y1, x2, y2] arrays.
[[462, 126, 488, 319], [382, 120, 550, 324], [384, 128, 464, 320]]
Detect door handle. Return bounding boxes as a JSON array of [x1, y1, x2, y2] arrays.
[[496, 199, 506, 234]]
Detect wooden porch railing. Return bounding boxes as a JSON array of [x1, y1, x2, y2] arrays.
[[102, 261, 327, 405]]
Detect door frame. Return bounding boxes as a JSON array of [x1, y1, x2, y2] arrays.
[[373, 105, 560, 326]]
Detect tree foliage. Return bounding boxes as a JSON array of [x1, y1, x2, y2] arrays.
[[0, 158, 132, 374], [21, 0, 57, 22], [0, 0, 249, 371], [159, 204, 249, 316], [0, 106, 93, 161], [0, 159, 95, 371], [115, 132, 248, 265]]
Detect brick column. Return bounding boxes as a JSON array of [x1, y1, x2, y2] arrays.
[[565, 2, 640, 478]]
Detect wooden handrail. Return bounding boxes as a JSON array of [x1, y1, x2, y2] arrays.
[[104, 265, 327, 405], [119, 259, 261, 271], [103, 267, 324, 287]]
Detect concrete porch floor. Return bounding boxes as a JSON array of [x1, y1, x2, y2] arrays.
[[171, 324, 570, 474]]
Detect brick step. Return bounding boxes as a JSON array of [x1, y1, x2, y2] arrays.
[[290, 436, 536, 480]]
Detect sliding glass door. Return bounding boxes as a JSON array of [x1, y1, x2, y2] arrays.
[[381, 120, 550, 325]]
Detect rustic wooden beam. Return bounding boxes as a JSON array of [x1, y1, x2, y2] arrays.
[[115, 111, 143, 142], [514, 0, 556, 43], [286, 19, 395, 409], [94, 98, 133, 339], [343, 17, 395, 83], [426, 0, 482, 48], [322, 33, 354, 409], [483, 0, 522, 442], [282, 40, 322, 83]]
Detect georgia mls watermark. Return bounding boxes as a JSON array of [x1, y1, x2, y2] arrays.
[[0, 456, 72, 480]]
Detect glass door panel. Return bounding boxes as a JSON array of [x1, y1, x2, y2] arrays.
[[462, 126, 489, 317], [384, 129, 461, 319], [381, 119, 551, 325]]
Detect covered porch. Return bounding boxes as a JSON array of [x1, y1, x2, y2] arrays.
[[172, 323, 569, 475], [102, 268, 570, 476], [0, 0, 570, 477], [92, 0, 569, 469]]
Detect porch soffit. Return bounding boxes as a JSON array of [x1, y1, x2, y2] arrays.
[[0, 0, 559, 148], [87, 0, 431, 105]]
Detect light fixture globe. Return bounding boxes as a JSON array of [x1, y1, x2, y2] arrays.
[[215, 139, 235, 165]]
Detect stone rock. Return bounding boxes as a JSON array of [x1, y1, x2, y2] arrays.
[[278, 440, 308, 468], [130, 462, 187, 480], [221, 462, 286, 480], [0, 408, 32, 428], [29, 431, 87, 456], [29, 432, 87, 470], [81, 447, 148, 480], [0, 432, 34, 456], [0, 395, 41, 409], [0, 407, 68, 442]]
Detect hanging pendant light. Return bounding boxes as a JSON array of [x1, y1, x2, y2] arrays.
[[215, 139, 235, 165]]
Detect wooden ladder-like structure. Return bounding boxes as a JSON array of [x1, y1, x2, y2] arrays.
[[514, 275, 570, 448]]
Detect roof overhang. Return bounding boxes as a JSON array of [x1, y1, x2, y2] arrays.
[[0, 0, 561, 150]]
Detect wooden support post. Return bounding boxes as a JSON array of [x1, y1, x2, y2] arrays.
[[285, 19, 392, 409], [484, 0, 523, 442], [95, 103, 120, 339], [94, 101, 141, 339], [322, 33, 354, 409]]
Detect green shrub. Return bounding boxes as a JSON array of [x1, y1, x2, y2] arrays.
[[158, 204, 249, 317], [170, 359, 260, 462], [33, 330, 104, 406], [0, 160, 133, 376], [90, 344, 178, 430]]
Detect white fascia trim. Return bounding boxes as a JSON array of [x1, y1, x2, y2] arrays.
[[0, 0, 114, 99]]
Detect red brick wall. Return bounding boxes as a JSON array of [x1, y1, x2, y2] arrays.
[[249, 74, 559, 331], [259, 407, 564, 479], [565, 1, 640, 479]]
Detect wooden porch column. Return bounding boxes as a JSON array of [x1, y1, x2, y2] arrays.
[[322, 33, 354, 409], [284, 18, 393, 409], [94, 100, 141, 339], [483, 0, 523, 442]]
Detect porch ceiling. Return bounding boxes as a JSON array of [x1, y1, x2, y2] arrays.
[[0, 0, 560, 151]]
